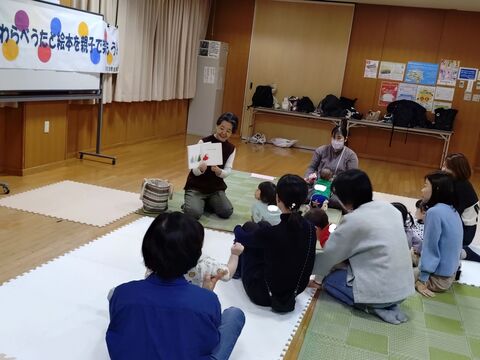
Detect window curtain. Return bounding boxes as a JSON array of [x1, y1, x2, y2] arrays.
[[114, 0, 211, 102], [72, 0, 210, 102], [152, 0, 211, 100], [113, 0, 158, 102]]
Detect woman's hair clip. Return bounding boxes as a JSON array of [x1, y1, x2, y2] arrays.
[[290, 202, 297, 210]]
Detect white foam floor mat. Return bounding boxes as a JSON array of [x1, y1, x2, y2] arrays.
[[0, 181, 142, 227], [0, 217, 314, 360]]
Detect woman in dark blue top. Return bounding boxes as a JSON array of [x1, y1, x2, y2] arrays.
[[442, 153, 479, 262], [106, 212, 245, 360], [234, 174, 316, 313]]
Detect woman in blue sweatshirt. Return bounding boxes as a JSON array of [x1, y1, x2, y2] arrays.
[[416, 171, 463, 297]]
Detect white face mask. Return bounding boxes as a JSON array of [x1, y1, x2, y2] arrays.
[[331, 139, 344, 151]]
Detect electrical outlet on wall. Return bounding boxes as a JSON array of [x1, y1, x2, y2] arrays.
[[44, 120, 50, 133]]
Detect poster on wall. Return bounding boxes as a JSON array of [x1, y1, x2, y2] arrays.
[[378, 81, 399, 106], [364, 59, 379, 78], [415, 85, 435, 111], [405, 62, 439, 85], [437, 59, 460, 86], [458, 67, 478, 81], [396, 83, 418, 101], [378, 62, 405, 81], [434, 86, 455, 102], [203, 66, 216, 84]]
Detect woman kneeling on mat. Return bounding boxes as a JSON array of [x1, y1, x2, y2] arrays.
[[313, 169, 415, 324], [234, 174, 316, 313], [183, 112, 238, 220], [106, 212, 245, 360]]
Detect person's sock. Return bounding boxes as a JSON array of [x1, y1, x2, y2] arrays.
[[465, 247, 480, 262], [369, 305, 407, 325]]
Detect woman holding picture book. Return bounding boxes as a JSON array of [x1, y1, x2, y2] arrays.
[[183, 112, 238, 219]]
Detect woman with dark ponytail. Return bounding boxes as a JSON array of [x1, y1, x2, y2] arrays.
[[233, 174, 316, 313]]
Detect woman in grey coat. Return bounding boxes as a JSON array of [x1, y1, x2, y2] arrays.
[[305, 125, 358, 181], [313, 169, 415, 324]]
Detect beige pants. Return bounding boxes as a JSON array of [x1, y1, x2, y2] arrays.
[[414, 268, 455, 292]]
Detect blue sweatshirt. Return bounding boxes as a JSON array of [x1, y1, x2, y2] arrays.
[[419, 203, 463, 282], [106, 275, 221, 360]]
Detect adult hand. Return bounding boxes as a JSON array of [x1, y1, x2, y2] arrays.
[[198, 161, 207, 173], [203, 273, 222, 291], [415, 280, 435, 297], [211, 166, 222, 176], [231, 242, 244, 256]]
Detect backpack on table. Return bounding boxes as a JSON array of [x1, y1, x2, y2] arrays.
[[427, 108, 458, 131], [296, 96, 315, 113], [250, 85, 274, 108], [385, 100, 427, 145]]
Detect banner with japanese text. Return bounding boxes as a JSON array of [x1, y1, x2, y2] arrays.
[[0, 0, 119, 73], [104, 24, 119, 73]]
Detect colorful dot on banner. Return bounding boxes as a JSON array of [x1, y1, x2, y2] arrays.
[[107, 52, 113, 65], [90, 48, 100, 64], [14, 10, 29, 31], [50, 17, 62, 35], [2, 39, 19, 61], [78, 22, 89, 37], [38, 45, 51, 63], [104, 30, 107, 40]]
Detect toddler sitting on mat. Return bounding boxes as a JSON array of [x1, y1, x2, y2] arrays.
[[145, 242, 244, 288]]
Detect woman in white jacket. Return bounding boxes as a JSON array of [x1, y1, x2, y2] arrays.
[[313, 169, 415, 324]]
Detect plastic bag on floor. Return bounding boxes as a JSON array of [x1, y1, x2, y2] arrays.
[[270, 138, 298, 148]]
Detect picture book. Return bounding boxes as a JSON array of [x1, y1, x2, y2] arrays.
[[187, 142, 223, 169]]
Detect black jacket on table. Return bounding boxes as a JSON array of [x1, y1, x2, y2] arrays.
[[184, 134, 235, 194], [241, 213, 316, 307]]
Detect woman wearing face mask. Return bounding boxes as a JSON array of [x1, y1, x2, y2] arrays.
[[305, 125, 358, 183], [305, 125, 358, 210]]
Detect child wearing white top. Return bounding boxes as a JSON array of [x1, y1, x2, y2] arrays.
[[145, 242, 244, 288], [413, 199, 426, 241], [251, 181, 281, 225]]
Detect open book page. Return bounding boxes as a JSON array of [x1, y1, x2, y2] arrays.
[[187, 142, 223, 169]]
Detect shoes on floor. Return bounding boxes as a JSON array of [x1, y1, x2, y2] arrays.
[[249, 133, 266, 145]]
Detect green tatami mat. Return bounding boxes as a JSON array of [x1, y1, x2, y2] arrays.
[[299, 283, 480, 360], [138, 170, 342, 233]]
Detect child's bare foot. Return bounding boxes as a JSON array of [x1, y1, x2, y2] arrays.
[[321, 200, 329, 211], [308, 280, 322, 289]]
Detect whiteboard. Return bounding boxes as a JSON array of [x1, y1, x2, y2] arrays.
[[0, 0, 102, 92], [0, 69, 100, 91]]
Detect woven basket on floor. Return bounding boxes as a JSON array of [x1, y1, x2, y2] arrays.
[[140, 178, 173, 213]]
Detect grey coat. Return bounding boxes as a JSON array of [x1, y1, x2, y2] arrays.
[[305, 144, 358, 178], [313, 200, 415, 304]]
